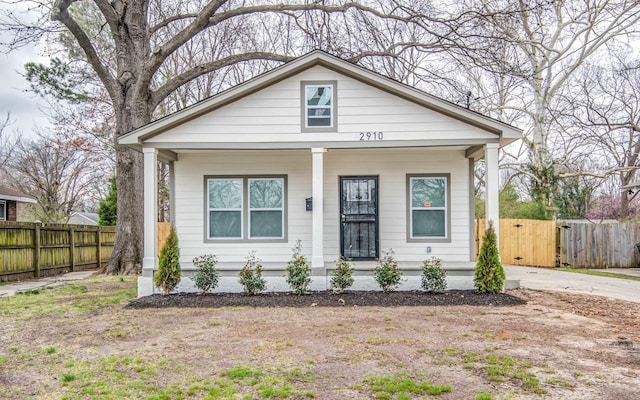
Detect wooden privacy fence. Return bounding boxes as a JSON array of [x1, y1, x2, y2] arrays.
[[158, 222, 171, 252], [476, 219, 557, 267], [0, 222, 116, 282], [558, 221, 640, 269]]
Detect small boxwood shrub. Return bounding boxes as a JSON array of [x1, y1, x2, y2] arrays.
[[239, 251, 267, 295], [155, 225, 181, 295], [421, 257, 447, 293], [374, 249, 403, 293], [285, 240, 311, 295], [192, 254, 220, 294], [330, 256, 355, 293]]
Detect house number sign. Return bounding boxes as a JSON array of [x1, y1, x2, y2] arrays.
[[359, 131, 384, 141]]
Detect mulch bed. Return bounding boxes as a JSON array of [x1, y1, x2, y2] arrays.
[[126, 290, 526, 309]]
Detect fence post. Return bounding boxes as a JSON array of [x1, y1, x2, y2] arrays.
[[96, 227, 102, 270], [70, 228, 75, 272], [34, 224, 40, 278]]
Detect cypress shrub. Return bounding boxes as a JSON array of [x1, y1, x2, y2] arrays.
[[474, 221, 505, 293], [155, 225, 181, 295]]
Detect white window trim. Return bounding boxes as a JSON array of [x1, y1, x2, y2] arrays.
[[407, 174, 451, 243], [204, 175, 287, 243], [300, 80, 338, 133], [248, 177, 285, 240], [0, 200, 5, 221]]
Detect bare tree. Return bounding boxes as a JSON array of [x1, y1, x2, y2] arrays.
[[1, 0, 454, 274], [568, 52, 640, 219], [447, 0, 640, 205], [0, 113, 18, 178], [9, 131, 107, 223]]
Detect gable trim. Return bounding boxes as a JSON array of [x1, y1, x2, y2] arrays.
[[120, 51, 521, 147]]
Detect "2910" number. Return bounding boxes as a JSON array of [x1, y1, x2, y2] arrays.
[[359, 131, 384, 141]]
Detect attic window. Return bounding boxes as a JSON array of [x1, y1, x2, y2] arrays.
[[301, 81, 337, 132]]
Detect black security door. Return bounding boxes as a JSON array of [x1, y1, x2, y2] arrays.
[[340, 176, 379, 260]]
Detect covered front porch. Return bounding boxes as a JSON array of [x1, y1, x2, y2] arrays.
[[136, 144, 501, 296]]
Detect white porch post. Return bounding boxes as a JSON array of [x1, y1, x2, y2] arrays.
[[142, 147, 158, 272], [484, 143, 500, 242], [311, 148, 325, 269]]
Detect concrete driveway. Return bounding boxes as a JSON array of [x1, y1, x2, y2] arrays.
[[505, 265, 640, 303]]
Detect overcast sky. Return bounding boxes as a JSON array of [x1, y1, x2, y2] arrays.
[[0, 0, 50, 140], [0, 39, 50, 138]]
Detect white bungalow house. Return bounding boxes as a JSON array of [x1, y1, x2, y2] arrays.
[[120, 51, 521, 297]]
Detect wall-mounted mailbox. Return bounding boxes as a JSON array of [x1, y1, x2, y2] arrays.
[[305, 197, 313, 211]]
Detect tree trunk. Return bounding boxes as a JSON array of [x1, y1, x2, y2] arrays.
[[102, 143, 143, 274]]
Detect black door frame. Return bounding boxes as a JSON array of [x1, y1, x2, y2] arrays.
[[339, 175, 379, 260]]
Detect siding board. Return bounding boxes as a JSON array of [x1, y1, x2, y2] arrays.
[[174, 148, 471, 267]]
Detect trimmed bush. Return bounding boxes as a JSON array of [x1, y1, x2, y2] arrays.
[[192, 254, 220, 294], [239, 251, 267, 295], [154, 225, 181, 295], [330, 256, 355, 293], [373, 249, 403, 293], [285, 240, 311, 295], [474, 221, 505, 294], [421, 257, 447, 293]]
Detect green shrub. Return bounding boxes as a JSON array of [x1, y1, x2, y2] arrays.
[[330, 256, 355, 293], [239, 251, 267, 295], [154, 225, 181, 295], [192, 254, 220, 294], [421, 257, 447, 293], [285, 240, 311, 295], [474, 221, 505, 294], [374, 249, 403, 293]]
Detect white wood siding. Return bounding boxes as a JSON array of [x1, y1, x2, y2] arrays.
[[322, 148, 470, 264], [174, 150, 312, 268], [147, 66, 496, 145], [174, 148, 470, 269]]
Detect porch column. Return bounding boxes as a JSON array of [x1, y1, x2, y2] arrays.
[[311, 148, 325, 269], [484, 143, 500, 242], [142, 147, 158, 272]]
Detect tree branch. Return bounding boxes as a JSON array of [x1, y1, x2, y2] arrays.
[[51, 0, 118, 100], [150, 13, 199, 34], [144, 1, 417, 87], [151, 52, 293, 108]]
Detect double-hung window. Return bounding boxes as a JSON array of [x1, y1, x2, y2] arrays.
[[206, 176, 285, 241], [0, 200, 5, 221], [408, 175, 450, 241], [249, 178, 284, 239], [301, 81, 337, 131], [208, 178, 243, 239]]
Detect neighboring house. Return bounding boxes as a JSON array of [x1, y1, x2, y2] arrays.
[[68, 212, 100, 226], [0, 185, 36, 222], [120, 51, 521, 296]]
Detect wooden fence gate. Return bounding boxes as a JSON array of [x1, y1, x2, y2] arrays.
[[476, 219, 557, 267]]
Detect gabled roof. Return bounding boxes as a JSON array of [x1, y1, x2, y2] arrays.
[[0, 185, 36, 203], [69, 212, 100, 225], [120, 50, 521, 148]]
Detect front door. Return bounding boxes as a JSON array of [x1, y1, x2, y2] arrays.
[[340, 176, 379, 260]]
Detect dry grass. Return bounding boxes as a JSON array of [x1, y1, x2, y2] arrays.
[[1, 277, 639, 399]]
